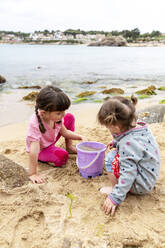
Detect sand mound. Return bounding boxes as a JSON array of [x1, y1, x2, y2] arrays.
[[0, 154, 29, 190]]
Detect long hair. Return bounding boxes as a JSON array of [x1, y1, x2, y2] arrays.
[[35, 85, 71, 133], [97, 95, 138, 130]]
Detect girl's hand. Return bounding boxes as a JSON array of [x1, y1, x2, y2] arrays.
[[107, 142, 114, 150], [29, 174, 45, 184], [79, 135, 86, 141], [103, 196, 117, 216]]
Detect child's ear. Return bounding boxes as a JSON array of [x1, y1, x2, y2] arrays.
[[115, 125, 121, 133], [40, 110, 46, 117], [115, 124, 123, 133]]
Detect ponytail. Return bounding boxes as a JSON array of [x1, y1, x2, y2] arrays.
[[35, 105, 46, 133], [105, 113, 117, 125], [131, 95, 138, 106]]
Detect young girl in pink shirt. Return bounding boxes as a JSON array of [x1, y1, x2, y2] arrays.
[[26, 85, 83, 184]]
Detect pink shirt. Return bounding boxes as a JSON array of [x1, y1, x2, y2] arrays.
[[26, 113, 62, 152]]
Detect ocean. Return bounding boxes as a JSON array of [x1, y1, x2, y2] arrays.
[[0, 44, 165, 126]]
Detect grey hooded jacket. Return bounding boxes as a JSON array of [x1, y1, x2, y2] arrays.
[[109, 122, 160, 205]]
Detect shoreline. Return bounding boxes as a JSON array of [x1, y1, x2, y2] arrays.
[[1, 41, 165, 47], [0, 98, 163, 141], [0, 96, 163, 128], [0, 85, 165, 127]]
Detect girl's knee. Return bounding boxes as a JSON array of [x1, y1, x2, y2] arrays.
[[54, 149, 69, 166], [64, 113, 75, 131], [65, 113, 75, 121]]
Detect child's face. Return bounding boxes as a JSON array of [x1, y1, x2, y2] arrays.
[[42, 110, 65, 123]]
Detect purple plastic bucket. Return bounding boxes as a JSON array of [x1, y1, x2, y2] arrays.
[[76, 141, 106, 179]]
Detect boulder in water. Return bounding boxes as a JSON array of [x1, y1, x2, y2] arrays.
[[101, 88, 124, 94], [138, 104, 165, 124], [88, 36, 127, 47], [23, 91, 39, 101], [76, 91, 97, 97], [136, 85, 156, 95], [18, 85, 41, 89], [0, 75, 6, 84]]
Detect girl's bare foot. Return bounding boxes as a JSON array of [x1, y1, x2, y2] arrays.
[[100, 186, 113, 195]]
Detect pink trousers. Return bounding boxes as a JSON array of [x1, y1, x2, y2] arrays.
[[38, 113, 75, 167]]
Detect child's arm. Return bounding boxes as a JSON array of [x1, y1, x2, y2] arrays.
[[107, 142, 114, 150], [107, 139, 117, 150], [108, 138, 141, 206], [28, 141, 45, 184], [60, 124, 84, 140]]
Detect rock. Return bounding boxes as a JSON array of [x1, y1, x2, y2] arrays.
[[81, 81, 96, 85], [76, 91, 97, 97], [36, 66, 41, 70], [23, 91, 39, 101], [139, 112, 150, 118], [101, 88, 124, 94], [18, 85, 41, 89], [88, 36, 127, 47], [136, 85, 156, 95], [0, 75, 6, 84], [137, 104, 165, 124], [0, 154, 29, 189], [4, 148, 12, 154]]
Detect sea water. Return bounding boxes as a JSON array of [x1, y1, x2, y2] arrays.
[[1, 44, 165, 96], [0, 44, 165, 126]]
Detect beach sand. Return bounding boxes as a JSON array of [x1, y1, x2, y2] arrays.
[[0, 101, 165, 248]]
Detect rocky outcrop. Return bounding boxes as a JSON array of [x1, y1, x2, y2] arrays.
[[136, 85, 156, 95], [101, 88, 124, 94], [138, 104, 165, 124], [23, 91, 39, 101], [0, 75, 6, 84], [88, 36, 127, 47], [18, 85, 41, 89], [76, 91, 96, 97]]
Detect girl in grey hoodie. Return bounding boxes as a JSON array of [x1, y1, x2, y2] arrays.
[[97, 95, 160, 216]]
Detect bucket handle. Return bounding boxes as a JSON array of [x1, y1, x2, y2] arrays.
[[76, 152, 100, 169]]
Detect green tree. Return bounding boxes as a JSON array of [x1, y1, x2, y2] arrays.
[[111, 30, 120, 36], [121, 30, 132, 38], [141, 32, 150, 38], [150, 30, 161, 37], [43, 29, 50, 36], [131, 28, 140, 40]]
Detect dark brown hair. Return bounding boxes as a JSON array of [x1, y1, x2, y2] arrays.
[[35, 85, 71, 133], [97, 95, 138, 130]]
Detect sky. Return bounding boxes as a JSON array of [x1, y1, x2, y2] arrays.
[[0, 0, 165, 34]]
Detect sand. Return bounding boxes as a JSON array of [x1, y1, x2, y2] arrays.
[[0, 102, 165, 248]]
